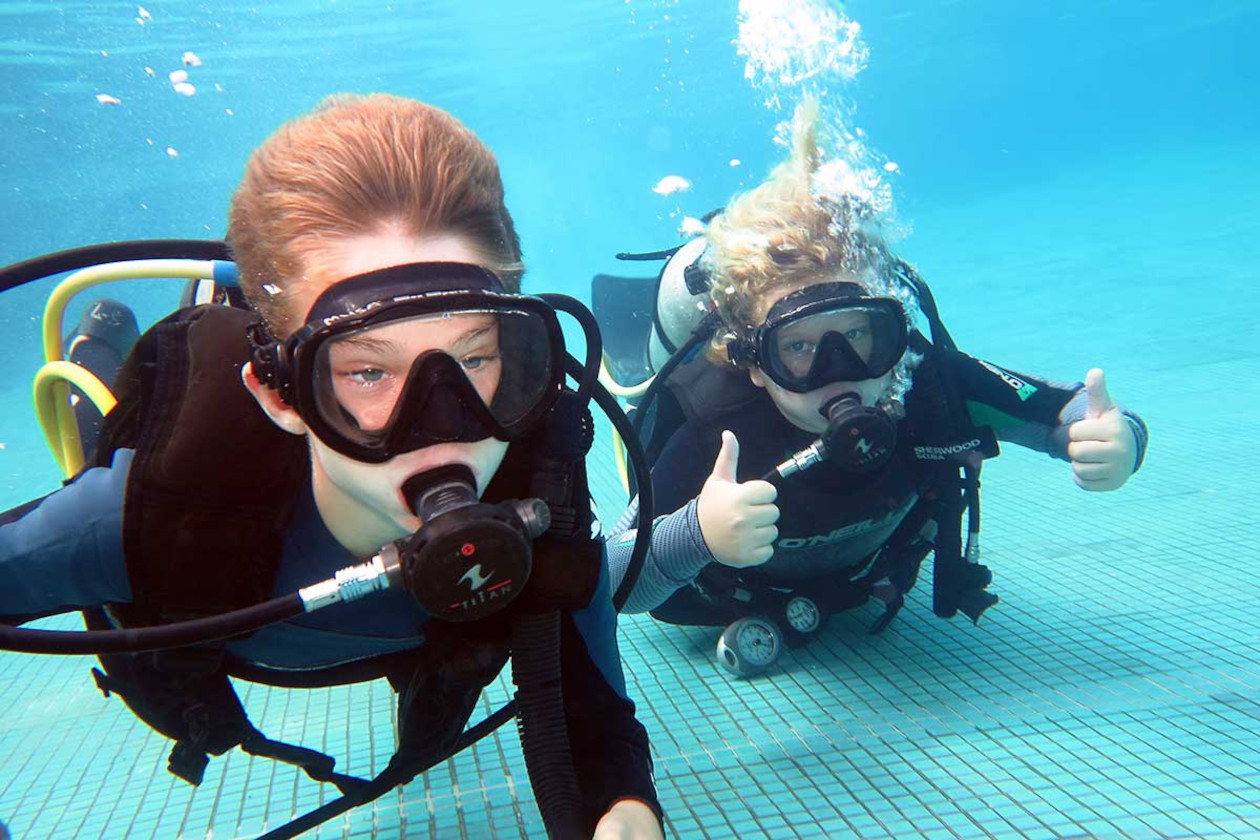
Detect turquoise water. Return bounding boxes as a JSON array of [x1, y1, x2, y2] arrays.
[[2, 1, 1259, 838]]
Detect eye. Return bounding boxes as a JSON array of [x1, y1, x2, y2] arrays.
[[460, 352, 500, 372], [784, 339, 814, 355], [343, 367, 387, 385], [844, 327, 868, 342]]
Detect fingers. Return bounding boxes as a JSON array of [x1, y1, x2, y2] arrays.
[[737, 479, 778, 506], [1085, 368, 1116, 419], [1073, 470, 1124, 492], [1068, 409, 1136, 493], [1071, 460, 1114, 481], [709, 430, 740, 483], [742, 543, 775, 567], [737, 507, 779, 530], [1072, 457, 1127, 492], [752, 524, 779, 543], [1068, 415, 1121, 442], [1067, 439, 1114, 463]]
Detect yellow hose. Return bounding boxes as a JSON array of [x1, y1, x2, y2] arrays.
[[598, 357, 653, 400], [33, 363, 119, 476], [35, 259, 218, 477], [597, 355, 650, 496]]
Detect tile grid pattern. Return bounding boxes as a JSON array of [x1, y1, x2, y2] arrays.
[[2, 361, 1259, 839]]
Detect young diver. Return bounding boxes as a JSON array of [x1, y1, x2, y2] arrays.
[[0, 94, 662, 839], [604, 100, 1149, 675]]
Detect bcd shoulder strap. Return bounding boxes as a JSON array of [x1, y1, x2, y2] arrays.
[[901, 337, 1000, 623], [86, 304, 346, 786], [97, 304, 307, 625]]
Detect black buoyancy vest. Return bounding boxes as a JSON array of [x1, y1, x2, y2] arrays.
[[661, 333, 999, 619], [692, 393, 921, 582], [86, 304, 602, 787]]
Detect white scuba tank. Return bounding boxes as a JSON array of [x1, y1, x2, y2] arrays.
[[646, 236, 712, 374]]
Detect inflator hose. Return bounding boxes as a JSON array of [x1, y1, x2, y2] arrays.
[[512, 611, 585, 838], [589, 373, 654, 611], [0, 595, 303, 655], [628, 316, 716, 441]]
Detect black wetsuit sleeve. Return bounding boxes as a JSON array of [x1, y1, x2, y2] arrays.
[[939, 349, 1077, 428], [941, 350, 1149, 470], [564, 555, 662, 832]]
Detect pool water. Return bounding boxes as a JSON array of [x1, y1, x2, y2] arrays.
[[1, 1, 1258, 838]]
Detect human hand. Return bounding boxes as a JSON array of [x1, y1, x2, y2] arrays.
[[696, 430, 779, 567], [593, 799, 664, 840], [1067, 368, 1137, 492]]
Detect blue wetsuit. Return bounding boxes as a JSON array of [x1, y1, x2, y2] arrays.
[[0, 448, 659, 821]]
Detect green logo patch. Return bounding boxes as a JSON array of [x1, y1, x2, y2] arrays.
[[979, 360, 1038, 402]]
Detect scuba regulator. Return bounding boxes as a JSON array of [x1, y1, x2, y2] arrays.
[[764, 393, 899, 482], [384, 465, 551, 622]]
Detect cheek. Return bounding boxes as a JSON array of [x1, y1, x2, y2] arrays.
[[469, 438, 510, 493], [765, 383, 818, 425], [310, 436, 382, 493]]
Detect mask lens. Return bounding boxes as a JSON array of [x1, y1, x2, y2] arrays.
[[309, 307, 556, 450], [765, 302, 905, 390]]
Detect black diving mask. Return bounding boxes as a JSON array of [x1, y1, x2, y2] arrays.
[[249, 262, 566, 463], [726, 281, 908, 393]]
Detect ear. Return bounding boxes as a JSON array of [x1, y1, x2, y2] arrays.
[[241, 361, 308, 436], [747, 365, 768, 390]]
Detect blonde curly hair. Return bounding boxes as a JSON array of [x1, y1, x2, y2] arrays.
[[702, 98, 921, 406]]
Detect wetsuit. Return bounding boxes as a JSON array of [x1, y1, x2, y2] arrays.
[[0, 448, 660, 823], [606, 349, 1148, 618]]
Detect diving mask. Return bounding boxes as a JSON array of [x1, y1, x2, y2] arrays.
[[726, 281, 908, 393], [250, 262, 566, 462]]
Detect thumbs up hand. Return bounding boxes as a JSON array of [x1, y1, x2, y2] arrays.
[[1066, 369, 1138, 492], [696, 431, 780, 568]]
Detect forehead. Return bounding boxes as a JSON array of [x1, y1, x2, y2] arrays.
[[776, 307, 871, 335], [329, 311, 498, 353]]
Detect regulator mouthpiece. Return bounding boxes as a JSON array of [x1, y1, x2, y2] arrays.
[[403, 464, 479, 520], [819, 394, 896, 474]]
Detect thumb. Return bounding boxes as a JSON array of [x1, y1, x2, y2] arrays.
[[1085, 368, 1115, 418], [709, 430, 740, 483]]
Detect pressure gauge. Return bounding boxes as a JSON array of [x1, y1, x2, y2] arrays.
[[785, 596, 822, 635], [716, 616, 783, 677]]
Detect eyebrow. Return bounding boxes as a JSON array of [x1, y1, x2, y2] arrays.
[[451, 323, 497, 351], [335, 334, 400, 354], [332, 322, 497, 355]]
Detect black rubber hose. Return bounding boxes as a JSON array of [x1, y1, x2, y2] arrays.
[[0, 239, 231, 294], [511, 611, 584, 839], [541, 294, 603, 405], [0, 594, 304, 655], [564, 357, 653, 612]]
